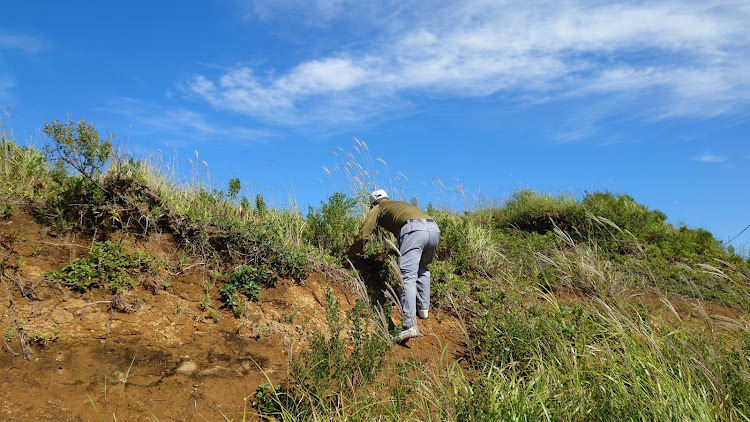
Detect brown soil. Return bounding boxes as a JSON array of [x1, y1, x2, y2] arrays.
[[0, 207, 467, 421]]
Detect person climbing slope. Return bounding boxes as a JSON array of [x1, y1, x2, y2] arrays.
[[348, 189, 440, 343]]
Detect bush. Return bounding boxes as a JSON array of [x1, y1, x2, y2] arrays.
[[435, 212, 471, 274], [305, 192, 359, 256], [43, 117, 114, 181], [270, 246, 310, 280], [256, 290, 389, 419], [430, 260, 469, 307], [491, 189, 580, 234], [46, 241, 153, 292], [218, 264, 275, 315]]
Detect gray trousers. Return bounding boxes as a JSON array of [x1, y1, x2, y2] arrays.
[[397, 219, 440, 328]]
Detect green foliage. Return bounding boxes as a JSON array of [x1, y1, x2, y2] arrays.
[[252, 383, 291, 416], [463, 299, 750, 421], [258, 290, 389, 419], [111, 156, 148, 183], [296, 291, 388, 389], [43, 117, 114, 180], [240, 196, 250, 213], [429, 260, 470, 306], [305, 192, 359, 256], [218, 265, 275, 315], [0, 201, 10, 220], [270, 246, 310, 280], [255, 193, 267, 215], [46, 241, 153, 292], [227, 177, 241, 200], [0, 138, 51, 198], [491, 189, 580, 234], [491, 190, 727, 264], [434, 212, 472, 273], [26, 329, 60, 347]]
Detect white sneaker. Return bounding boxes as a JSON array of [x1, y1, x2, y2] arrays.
[[417, 309, 429, 319], [394, 326, 420, 343]]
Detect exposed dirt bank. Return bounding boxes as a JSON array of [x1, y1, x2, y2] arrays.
[[0, 207, 466, 421]]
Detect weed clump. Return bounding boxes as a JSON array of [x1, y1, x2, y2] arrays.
[[305, 192, 359, 256], [218, 264, 275, 316], [46, 241, 154, 292], [270, 246, 311, 280], [254, 289, 389, 419]]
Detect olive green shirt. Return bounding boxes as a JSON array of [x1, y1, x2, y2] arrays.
[[348, 200, 431, 256]]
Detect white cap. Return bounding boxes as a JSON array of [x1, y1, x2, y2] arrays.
[[369, 189, 388, 205]]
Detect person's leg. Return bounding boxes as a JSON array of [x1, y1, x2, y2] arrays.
[[397, 230, 428, 329], [416, 228, 440, 315]]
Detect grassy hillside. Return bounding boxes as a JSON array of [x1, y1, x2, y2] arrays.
[[1, 119, 749, 421]]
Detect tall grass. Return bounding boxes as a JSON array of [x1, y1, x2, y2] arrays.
[[0, 137, 52, 199], [433, 295, 750, 421]]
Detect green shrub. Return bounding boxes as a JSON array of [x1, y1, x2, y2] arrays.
[[218, 264, 275, 315], [257, 290, 389, 419], [227, 178, 241, 200], [491, 189, 580, 234], [0, 201, 10, 220], [430, 260, 470, 306], [255, 193, 267, 216], [434, 212, 472, 273], [47, 241, 153, 292], [270, 246, 310, 280], [43, 117, 114, 181], [305, 192, 359, 256]]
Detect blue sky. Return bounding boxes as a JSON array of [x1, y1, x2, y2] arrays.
[[1, 1, 749, 250]]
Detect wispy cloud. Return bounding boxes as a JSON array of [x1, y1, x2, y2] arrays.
[[99, 98, 274, 143], [0, 31, 45, 100], [0, 75, 14, 100], [195, 0, 750, 129], [693, 152, 727, 163], [0, 31, 45, 54]]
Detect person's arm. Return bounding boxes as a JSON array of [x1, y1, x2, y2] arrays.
[[348, 206, 379, 257]]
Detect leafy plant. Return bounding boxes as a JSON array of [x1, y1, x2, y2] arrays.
[[46, 241, 153, 292], [270, 290, 389, 418], [305, 192, 359, 256], [434, 212, 472, 273], [227, 177, 241, 200], [0, 201, 11, 220], [270, 246, 310, 280], [252, 383, 291, 417], [218, 264, 274, 316], [26, 329, 60, 347], [256, 193, 267, 216]]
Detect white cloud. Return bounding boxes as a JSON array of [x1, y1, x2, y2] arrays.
[[0, 31, 44, 54], [196, 0, 750, 128], [0, 31, 45, 101], [241, 0, 399, 27], [99, 98, 274, 143], [0, 74, 14, 100], [693, 152, 727, 163]]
